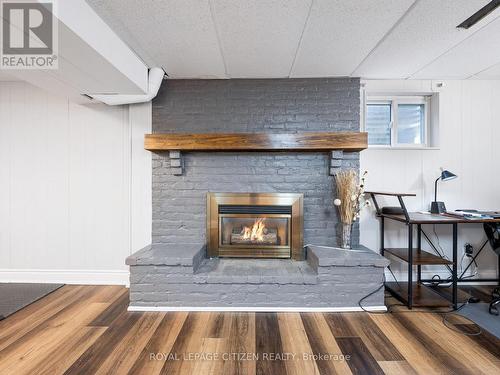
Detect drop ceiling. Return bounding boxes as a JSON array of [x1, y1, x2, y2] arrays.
[[86, 0, 500, 79]]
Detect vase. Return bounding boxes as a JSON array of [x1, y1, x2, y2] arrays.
[[341, 223, 352, 249]]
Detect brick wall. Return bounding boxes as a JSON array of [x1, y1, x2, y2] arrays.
[[152, 78, 360, 248]]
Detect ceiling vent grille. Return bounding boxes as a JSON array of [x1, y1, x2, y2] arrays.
[[457, 0, 500, 29]]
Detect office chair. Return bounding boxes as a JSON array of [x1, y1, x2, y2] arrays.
[[484, 223, 500, 315]]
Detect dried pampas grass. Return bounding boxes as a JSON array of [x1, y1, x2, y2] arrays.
[[334, 170, 368, 224]]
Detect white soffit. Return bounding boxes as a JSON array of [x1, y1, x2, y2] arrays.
[[58, 0, 148, 93], [412, 16, 500, 79], [87, 0, 226, 79], [211, 0, 312, 78], [290, 0, 414, 78], [353, 0, 498, 79], [5, 0, 148, 101], [0, 72, 17, 81]]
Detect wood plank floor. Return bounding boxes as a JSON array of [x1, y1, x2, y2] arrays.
[[0, 285, 499, 375]]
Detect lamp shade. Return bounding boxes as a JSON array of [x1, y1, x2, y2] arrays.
[[441, 170, 457, 181]]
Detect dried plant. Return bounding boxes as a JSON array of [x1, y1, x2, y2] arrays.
[[334, 170, 369, 224]]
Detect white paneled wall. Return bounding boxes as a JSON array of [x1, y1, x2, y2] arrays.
[[0, 82, 151, 285], [361, 80, 500, 279]]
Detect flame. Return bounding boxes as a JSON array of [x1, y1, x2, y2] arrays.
[[241, 218, 266, 242]]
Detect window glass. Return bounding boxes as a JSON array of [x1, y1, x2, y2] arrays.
[[397, 104, 425, 144], [366, 104, 391, 145]]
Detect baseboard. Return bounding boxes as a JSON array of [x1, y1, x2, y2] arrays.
[[127, 305, 387, 312], [0, 269, 129, 286]]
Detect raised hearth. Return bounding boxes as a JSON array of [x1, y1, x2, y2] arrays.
[[126, 244, 389, 311], [207, 192, 303, 259]]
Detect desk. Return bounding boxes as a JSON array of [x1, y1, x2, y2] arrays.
[[367, 192, 500, 309]]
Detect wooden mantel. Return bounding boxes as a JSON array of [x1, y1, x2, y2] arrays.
[[144, 132, 368, 152]]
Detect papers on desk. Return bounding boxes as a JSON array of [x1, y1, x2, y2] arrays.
[[446, 210, 499, 220]]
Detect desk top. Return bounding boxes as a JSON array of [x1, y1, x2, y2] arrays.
[[380, 212, 500, 224]]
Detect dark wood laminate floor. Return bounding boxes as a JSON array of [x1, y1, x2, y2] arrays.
[[0, 285, 498, 374]]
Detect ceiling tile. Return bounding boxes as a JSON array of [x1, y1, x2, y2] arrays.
[[291, 0, 414, 78], [353, 0, 497, 79], [210, 0, 311, 78], [87, 0, 227, 78], [86, 0, 500, 79], [413, 17, 500, 79], [472, 61, 500, 79]]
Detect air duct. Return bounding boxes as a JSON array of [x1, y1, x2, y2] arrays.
[[90, 67, 165, 105]]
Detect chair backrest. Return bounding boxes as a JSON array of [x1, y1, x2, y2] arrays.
[[484, 223, 500, 256]]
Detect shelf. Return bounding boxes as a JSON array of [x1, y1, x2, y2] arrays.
[[365, 191, 416, 197], [379, 212, 500, 224], [385, 282, 451, 307], [384, 248, 453, 265], [144, 132, 368, 152]]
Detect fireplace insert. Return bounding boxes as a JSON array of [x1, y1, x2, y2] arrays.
[[207, 193, 304, 259]]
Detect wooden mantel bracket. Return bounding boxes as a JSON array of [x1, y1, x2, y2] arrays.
[[168, 151, 183, 175], [329, 150, 344, 176]]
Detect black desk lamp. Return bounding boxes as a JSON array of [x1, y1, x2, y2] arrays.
[[431, 169, 457, 214]]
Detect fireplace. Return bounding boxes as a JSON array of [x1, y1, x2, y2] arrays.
[[207, 193, 304, 259]]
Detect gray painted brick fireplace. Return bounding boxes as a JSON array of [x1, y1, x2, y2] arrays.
[[152, 78, 361, 247], [127, 78, 389, 310]]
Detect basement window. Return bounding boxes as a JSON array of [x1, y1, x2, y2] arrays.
[[365, 95, 437, 148]]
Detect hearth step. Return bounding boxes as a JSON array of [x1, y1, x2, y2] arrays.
[[193, 258, 317, 285], [127, 244, 389, 310]]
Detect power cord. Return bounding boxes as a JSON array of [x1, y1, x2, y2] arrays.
[[432, 224, 449, 260], [357, 266, 482, 336], [357, 276, 405, 314], [441, 300, 482, 336], [425, 225, 481, 284], [420, 225, 454, 283], [460, 246, 478, 280], [422, 229, 479, 285]]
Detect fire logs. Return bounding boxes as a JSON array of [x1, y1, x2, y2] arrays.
[[230, 222, 279, 245], [230, 230, 278, 245], [231, 231, 278, 245]]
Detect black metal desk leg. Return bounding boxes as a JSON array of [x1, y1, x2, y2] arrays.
[[452, 223, 458, 309], [381, 217, 385, 256], [417, 224, 421, 284], [408, 224, 413, 309], [498, 254, 500, 287]]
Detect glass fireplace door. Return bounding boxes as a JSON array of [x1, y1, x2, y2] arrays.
[[219, 214, 290, 250]]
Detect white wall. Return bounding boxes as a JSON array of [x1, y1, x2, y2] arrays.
[[0, 82, 152, 285], [360, 79, 500, 280]]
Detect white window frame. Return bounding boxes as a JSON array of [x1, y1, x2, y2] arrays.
[[365, 95, 431, 149]]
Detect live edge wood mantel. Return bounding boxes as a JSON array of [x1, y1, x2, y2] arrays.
[[144, 132, 368, 152]]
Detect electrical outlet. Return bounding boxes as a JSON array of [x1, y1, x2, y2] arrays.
[[464, 243, 474, 257]]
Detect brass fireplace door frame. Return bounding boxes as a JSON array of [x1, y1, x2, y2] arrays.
[[207, 192, 304, 260]]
